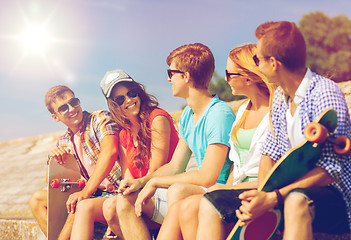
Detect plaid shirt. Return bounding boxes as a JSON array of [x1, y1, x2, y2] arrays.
[[262, 71, 351, 230], [57, 110, 122, 189]]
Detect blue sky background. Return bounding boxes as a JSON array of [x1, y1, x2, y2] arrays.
[[1, 0, 351, 142]]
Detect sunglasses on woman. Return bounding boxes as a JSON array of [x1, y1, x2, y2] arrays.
[[57, 98, 80, 115], [112, 90, 138, 106], [225, 70, 242, 81]]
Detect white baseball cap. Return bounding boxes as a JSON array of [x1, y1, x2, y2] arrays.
[[100, 69, 134, 98]]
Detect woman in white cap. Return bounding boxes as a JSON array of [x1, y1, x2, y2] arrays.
[[71, 69, 179, 239]]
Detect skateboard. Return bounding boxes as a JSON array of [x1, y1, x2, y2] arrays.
[[227, 108, 351, 240], [47, 154, 85, 240]]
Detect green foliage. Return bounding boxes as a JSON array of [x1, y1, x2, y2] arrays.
[[209, 72, 247, 102], [299, 12, 351, 82]]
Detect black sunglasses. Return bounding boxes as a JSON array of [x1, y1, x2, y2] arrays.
[[111, 90, 138, 106], [225, 70, 242, 81], [253, 54, 269, 66], [167, 69, 184, 79], [57, 98, 80, 115]]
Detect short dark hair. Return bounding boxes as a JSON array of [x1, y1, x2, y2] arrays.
[[255, 21, 306, 71]]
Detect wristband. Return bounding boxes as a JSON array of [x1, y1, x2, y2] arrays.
[[274, 189, 284, 207], [47, 155, 52, 165]]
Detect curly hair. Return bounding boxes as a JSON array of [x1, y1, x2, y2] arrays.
[[107, 81, 159, 169]]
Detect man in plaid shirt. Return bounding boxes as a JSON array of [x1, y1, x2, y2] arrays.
[[234, 21, 351, 239], [29, 85, 121, 239]]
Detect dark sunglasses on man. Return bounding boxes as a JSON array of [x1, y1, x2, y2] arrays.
[[111, 90, 138, 106], [167, 69, 184, 79], [57, 98, 80, 115], [253, 54, 284, 66], [253, 54, 270, 66]]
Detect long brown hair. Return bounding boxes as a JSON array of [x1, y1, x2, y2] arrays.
[[107, 81, 159, 169], [229, 44, 277, 142]]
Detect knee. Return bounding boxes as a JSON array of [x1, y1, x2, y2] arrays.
[[116, 194, 135, 215], [167, 183, 189, 205], [198, 197, 217, 219], [103, 197, 117, 222], [29, 190, 47, 210], [178, 197, 198, 222], [75, 199, 95, 215], [284, 191, 311, 219]]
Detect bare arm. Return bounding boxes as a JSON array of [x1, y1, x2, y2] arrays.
[[147, 115, 172, 174], [145, 143, 229, 189], [257, 154, 275, 187], [118, 138, 192, 195], [278, 166, 335, 197], [133, 143, 229, 216], [81, 134, 119, 196], [208, 166, 258, 191], [66, 134, 118, 213]]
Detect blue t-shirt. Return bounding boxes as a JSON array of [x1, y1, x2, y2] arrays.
[[179, 95, 235, 184]]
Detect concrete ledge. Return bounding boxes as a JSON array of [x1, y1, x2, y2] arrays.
[[0, 218, 110, 240], [272, 231, 351, 240], [0, 218, 46, 240], [0, 217, 350, 240], [312, 233, 351, 240]]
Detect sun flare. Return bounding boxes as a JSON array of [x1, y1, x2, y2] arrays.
[[21, 25, 50, 53], [0, 2, 84, 83]]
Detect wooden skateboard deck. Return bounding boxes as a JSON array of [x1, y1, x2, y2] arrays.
[[47, 154, 83, 240], [227, 109, 339, 240]]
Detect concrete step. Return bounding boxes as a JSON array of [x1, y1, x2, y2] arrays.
[[0, 218, 45, 240], [0, 217, 111, 240]]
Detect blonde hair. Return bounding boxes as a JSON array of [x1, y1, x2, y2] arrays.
[[229, 44, 277, 142]]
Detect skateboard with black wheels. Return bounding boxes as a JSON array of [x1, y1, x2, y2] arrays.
[[226, 108, 351, 240], [47, 154, 85, 240]]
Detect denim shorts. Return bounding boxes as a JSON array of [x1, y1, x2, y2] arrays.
[[91, 188, 118, 198], [205, 186, 349, 234], [203, 189, 252, 224], [287, 186, 349, 234], [151, 188, 168, 224]]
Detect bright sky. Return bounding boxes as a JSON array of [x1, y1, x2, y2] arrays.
[[1, 0, 350, 142]]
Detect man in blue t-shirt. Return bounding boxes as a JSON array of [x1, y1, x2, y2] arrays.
[[103, 43, 235, 240]]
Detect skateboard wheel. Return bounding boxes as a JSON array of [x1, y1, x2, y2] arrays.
[[50, 179, 60, 188], [333, 136, 351, 155], [304, 122, 328, 144], [77, 179, 85, 188]]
